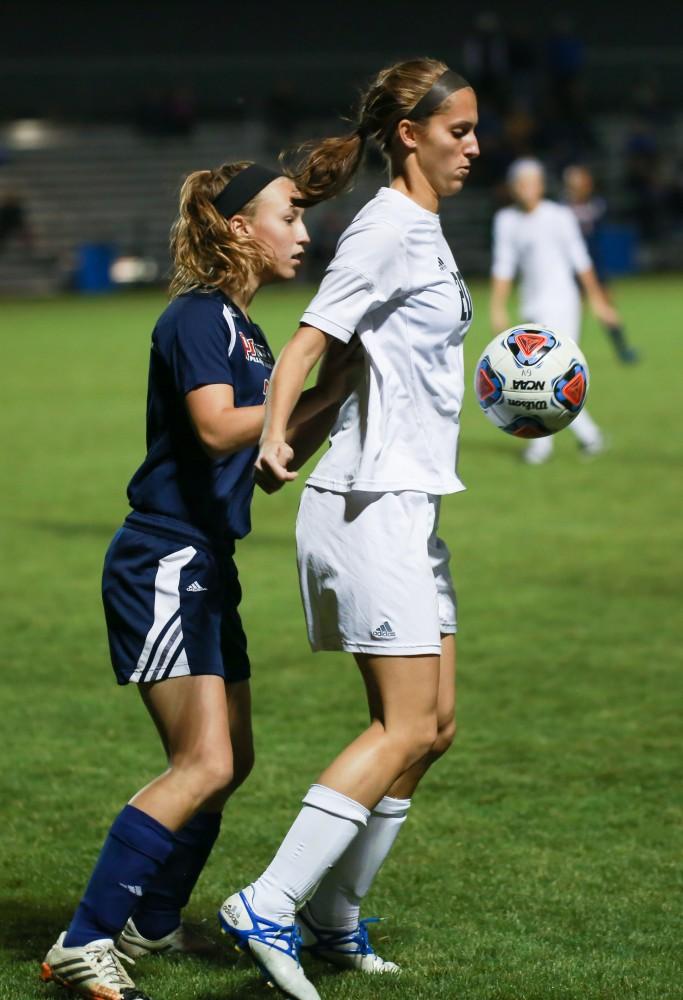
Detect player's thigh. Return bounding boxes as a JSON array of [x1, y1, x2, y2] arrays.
[[436, 633, 456, 745], [360, 633, 454, 721], [140, 673, 231, 763], [355, 652, 441, 737], [225, 679, 254, 769]]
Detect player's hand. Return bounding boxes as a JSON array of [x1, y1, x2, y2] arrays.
[[254, 464, 286, 494], [256, 439, 297, 483], [592, 300, 620, 327], [316, 336, 364, 403]]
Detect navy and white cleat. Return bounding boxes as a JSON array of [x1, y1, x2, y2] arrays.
[[297, 906, 400, 974], [218, 891, 320, 1000]]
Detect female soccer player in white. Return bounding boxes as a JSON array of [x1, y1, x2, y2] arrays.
[[219, 59, 479, 1000], [490, 157, 619, 464], [41, 163, 355, 1000]]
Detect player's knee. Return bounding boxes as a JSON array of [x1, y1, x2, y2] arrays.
[[174, 751, 234, 801], [431, 717, 456, 758], [201, 756, 235, 797], [230, 743, 255, 790], [398, 719, 439, 769]]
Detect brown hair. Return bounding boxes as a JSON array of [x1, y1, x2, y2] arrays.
[[289, 58, 469, 205], [169, 162, 274, 298]]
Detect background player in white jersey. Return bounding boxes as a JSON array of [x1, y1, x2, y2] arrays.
[[40, 163, 356, 1000], [490, 157, 620, 464], [218, 58, 478, 1000]]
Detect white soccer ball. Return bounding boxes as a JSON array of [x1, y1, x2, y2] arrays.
[[474, 324, 590, 438]]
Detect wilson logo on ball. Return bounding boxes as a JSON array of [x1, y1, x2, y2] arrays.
[[506, 328, 557, 367]]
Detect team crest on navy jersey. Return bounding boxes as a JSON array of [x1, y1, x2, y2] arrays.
[[240, 333, 274, 368]]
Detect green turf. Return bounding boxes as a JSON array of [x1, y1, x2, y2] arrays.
[[1, 277, 681, 1000]]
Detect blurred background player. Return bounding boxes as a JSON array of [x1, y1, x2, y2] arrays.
[[562, 163, 639, 363], [218, 58, 478, 1000], [40, 162, 355, 1000], [490, 157, 619, 464]]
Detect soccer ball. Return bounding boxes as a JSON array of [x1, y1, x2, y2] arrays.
[[474, 325, 589, 438]]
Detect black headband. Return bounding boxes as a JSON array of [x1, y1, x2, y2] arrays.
[[382, 68, 468, 145], [212, 164, 282, 218], [408, 69, 468, 120]]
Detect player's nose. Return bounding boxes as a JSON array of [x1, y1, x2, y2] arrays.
[[466, 134, 480, 159]]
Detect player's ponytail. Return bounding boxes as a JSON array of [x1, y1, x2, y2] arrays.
[[288, 130, 367, 207], [289, 57, 468, 206], [169, 162, 273, 298]]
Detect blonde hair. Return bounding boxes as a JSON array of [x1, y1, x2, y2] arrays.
[[169, 162, 274, 299], [289, 58, 469, 205]]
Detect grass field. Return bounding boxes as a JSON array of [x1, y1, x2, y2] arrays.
[[1, 277, 681, 1000]]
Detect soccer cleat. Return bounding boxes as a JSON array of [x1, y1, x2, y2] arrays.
[[619, 346, 640, 364], [579, 435, 608, 459], [40, 932, 152, 1000], [297, 906, 400, 975], [218, 890, 320, 1000], [117, 918, 213, 958]]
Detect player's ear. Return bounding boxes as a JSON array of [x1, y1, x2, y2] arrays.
[[229, 214, 252, 237], [396, 118, 419, 151]]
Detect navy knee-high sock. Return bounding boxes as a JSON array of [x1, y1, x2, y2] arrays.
[[64, 804, 176, 947], [132, 811, 222, 940]]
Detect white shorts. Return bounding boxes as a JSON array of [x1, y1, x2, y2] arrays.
[[296, 487, 457, 656]]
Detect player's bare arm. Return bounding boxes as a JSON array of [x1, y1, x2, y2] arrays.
[[490, 276, 512, 332], [186, 371, 351, 462], [257, 324, 333, 481], [578, 267, 620, 327]]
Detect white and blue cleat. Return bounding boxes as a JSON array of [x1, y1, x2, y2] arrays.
[[219, 890, 320, 1000], [296, 906, 400, 975]]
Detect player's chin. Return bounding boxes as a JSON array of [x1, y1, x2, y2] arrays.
[[441, 175, 466, 197], [280, 259, 302, 280]]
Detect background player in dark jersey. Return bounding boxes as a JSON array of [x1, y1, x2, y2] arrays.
[[563, 163, 639, 363], [41, 162, 356, 1000]]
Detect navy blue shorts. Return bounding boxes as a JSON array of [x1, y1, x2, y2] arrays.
[[102, 514, 250, 686]]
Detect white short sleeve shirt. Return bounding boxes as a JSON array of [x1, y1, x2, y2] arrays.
[[301, 187, 473, 495], [491, 199, 592, 338]]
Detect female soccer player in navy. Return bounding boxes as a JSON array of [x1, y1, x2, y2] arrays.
[[41, 162, 354, 1000], [219, 59, 479, 1000]]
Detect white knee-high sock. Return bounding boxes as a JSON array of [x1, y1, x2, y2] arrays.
[[305, 795, 412, 932], [525, 435, 554, 460], [249, 784, 370, 924], [570, 408, 602, 447]]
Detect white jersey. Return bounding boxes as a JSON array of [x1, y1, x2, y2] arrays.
[[491, 199, 592, 338], [301, 187, 473, 495]]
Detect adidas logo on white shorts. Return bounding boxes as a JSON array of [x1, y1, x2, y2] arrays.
[[186, 580, 207, 592], [371, 621, 397, 640]]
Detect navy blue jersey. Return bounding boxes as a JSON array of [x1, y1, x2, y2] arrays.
[[127, 289, 274, 542]]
